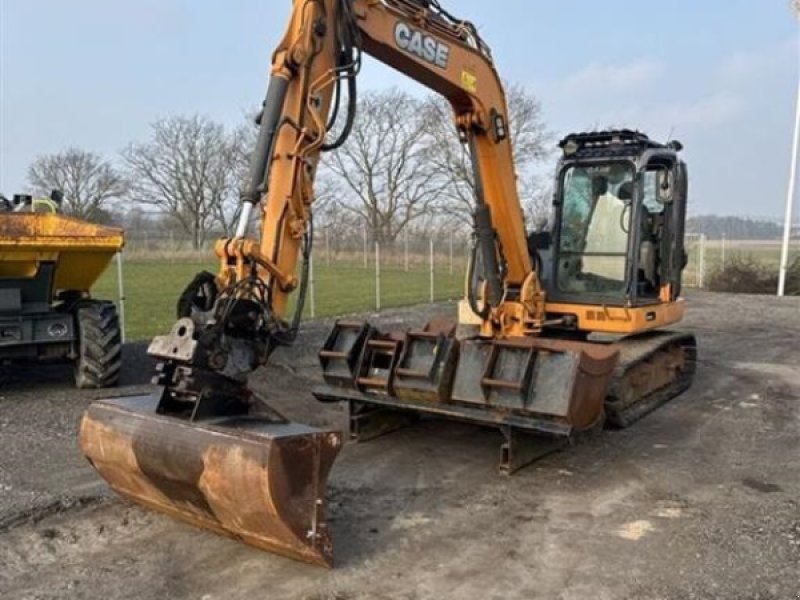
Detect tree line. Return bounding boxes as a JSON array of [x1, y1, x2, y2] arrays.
[[686, 215, 788, 240], [22, 84, 552, 249]]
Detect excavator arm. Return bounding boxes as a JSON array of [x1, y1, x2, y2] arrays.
[[218, 0, 541, 354]]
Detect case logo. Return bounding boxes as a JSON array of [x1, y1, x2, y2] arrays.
[[394, 22, 450, 69]]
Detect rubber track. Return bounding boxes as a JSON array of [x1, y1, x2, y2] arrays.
[[604, 330, 697, 429], [75, 301, 122, 389]]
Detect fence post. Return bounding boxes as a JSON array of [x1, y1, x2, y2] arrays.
[[325, 228, 331, 267], [694, 235, 701, 288], [449, 231, 454, 275], [699, 234, 707, 288], [309, 254, 316, 319], [429, 238, 435, 303], [115, 251, 127, 344], [404, 228, 409, 272], [721, 233, 726, 271], [363, 224, 369, 269], [375, 241, 381, 311]]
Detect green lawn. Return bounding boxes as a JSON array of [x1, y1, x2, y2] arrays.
[[684, 240, 799, 284], [92, 259, 465, 341], [94, 240, 797, 341]]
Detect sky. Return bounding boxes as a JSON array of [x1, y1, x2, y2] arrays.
[[1, 0, 798, 219]]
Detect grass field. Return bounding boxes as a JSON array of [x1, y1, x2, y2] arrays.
[[684, 239, 799, 284], [93, 239, 797, 341], [92, 258, 465, 341]]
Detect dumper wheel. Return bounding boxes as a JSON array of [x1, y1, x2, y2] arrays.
[[74, 301, 122, 389]]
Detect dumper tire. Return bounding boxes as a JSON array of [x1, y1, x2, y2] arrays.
[[74, 301, 122, 389]]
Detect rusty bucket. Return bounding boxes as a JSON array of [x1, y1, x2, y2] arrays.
[[79, 394, 342, 567]]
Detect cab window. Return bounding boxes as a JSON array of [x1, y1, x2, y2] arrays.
[[557, 164, 633, 295]]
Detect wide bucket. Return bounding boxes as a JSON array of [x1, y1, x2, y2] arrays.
[[79, 395, 342, 567]]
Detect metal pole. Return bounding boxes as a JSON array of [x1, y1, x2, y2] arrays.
[[115, 251, 127, 344], [364, 224, 369, 269], [309, 254, 316, 319], [449, 231, 454, 275], [779, 29, 800, 296], [404, 227, 409, 272], [721, 233, 727, 271], [699, 234, 707, 289], [375, 241, 381, 312], [694, 235, 701, 288], [430, 238, 435, 303], [325, 227, 331, 267]]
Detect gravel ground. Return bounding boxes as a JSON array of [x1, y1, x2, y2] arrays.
[[0, 291, 798, 600]]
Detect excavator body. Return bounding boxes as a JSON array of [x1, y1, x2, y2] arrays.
[[79, 0, 696, 568], [314, 130, 696, 470]]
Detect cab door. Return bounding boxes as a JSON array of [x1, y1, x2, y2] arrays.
[[633, 158, 688, 303]]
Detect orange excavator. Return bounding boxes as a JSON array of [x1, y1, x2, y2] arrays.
[[79, 0, 696, 568]]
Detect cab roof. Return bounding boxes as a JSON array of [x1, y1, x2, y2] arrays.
[[558, 130, 682, 161]]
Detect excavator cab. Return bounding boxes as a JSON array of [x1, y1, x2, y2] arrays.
[[534, 131, 688, 310]]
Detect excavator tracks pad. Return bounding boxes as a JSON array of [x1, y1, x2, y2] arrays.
[[79, 394, 342, 567], [605, 331, 697, 428]]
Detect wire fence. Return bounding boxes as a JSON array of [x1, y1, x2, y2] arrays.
[[94, 231, 471, 341], [94, 231, 798, 342]]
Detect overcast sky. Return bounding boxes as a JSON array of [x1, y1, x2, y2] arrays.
[[1, 0, 797, 219]]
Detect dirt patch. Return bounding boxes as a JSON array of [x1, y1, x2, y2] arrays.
[[1, 293, 799, 599]]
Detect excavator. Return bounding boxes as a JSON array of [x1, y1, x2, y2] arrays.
[[79, 0, 696, 568]]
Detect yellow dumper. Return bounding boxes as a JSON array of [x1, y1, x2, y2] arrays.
[[0, 204, 124, 387]]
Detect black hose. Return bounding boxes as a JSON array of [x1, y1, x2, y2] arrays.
[[321, 0, 361, 152], [322, 71, 357, 152], [272, 216, 314, 345]]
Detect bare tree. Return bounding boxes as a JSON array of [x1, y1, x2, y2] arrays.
[[323, 89, 446, 244], [423, 81, 552, 226], [122, 115, 243, 249], [520, 176, 553, 229], [27, 148, 128, 220]]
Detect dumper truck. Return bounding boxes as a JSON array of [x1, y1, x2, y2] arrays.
[[0, 197, 124, 388]]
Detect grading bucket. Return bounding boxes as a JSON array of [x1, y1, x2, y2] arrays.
[[79, 394, 342, 567]]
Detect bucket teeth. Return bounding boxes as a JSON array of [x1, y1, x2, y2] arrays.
[[79, 394, 342, 567]]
